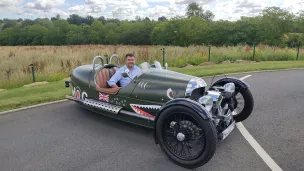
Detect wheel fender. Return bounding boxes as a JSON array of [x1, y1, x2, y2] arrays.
[[153, 98, 212, 144], [210, 77, 249, 89]]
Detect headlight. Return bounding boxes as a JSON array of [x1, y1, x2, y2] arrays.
[[223, 82, 235, 98], [206, 90, 223, 108], [223, 82, 235, 93], [185, 77, 207, 97], [198, 95, 213, 112]]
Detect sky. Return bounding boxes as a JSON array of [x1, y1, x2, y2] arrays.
[[0, 0, 303, 21]]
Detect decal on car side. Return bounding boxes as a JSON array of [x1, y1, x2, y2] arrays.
[[166, 88, 174, 99], [110, 98, 126, 106], [99, 93, 109, 102], [137, 81, 148, 89], [72, 86, 88, 100], [130, 104, 161, 117], [72, 86, 81, 99], [82, 91, 88, 100]]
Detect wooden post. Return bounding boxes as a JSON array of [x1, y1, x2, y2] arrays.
[[208, 45, 211, 62]]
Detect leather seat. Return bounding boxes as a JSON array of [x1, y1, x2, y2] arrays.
[[95, 67, 120, 94]]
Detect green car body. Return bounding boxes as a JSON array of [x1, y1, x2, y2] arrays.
[[65, 55, 254, 169], [66, 61, 208, 128]]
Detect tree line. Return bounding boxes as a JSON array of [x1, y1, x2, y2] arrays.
[[0, 3, 303, 47]]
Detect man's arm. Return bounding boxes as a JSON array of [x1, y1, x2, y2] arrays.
[[110, 84, 119, 88], [107, 68, 122, 88]]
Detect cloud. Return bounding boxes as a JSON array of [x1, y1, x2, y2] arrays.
[[112, 7, 137, 19], [85, 0, 105, 6], [67, 0, 149, 19], [131, 0, 149, 8], [68, 5, 87, 14], [24, 0, 65, 11], [8, 0, 67, 18], [2, 0, 304, 21], [174, 0, 215, 5], [235, 0, 261, 8], [69, 4, 106, 14], [146, 0, 170, 2], [212, 0, 277, 21], [145, 4, 185, 19], [0, 0, 23, 11], [68, 0, 118, 16], [147, 5, 171, 17], [281, 0, 304, 14]]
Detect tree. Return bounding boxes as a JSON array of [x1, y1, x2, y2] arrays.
[[186, 2, 202, 17], [2, 20, 18, 30], [67, 14, 85, 25], [21, 19, 34, 28], [258, 7, 295, 46], [158, 16, 167, 22], [97, 16, 106, 24], [186, 2, 215, 22], [51, 14, 61, 21], [25, 24, 48, 45], [85, 15, 94, 25], [202, 10, 215, 22], [90, 20, 105, 44], [143, 17, 151, 22], [65, 24, 84, 45], [294, 10, 304, 33], [283, 33, 304, 47], [135, 16, 142, 21], [34, 18, 53, 28]]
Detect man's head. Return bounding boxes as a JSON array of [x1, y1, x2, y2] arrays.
[[125, 53, 135, 69]]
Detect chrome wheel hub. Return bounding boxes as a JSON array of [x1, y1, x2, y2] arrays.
[[176, 132, 185, 141]]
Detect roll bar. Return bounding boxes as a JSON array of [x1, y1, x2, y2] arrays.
[[92, 56, 104, 72], [109, 54, 120, 66]]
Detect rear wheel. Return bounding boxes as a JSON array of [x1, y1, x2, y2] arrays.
[[232, 88, 254, 122], [156, 106, 217, 169]]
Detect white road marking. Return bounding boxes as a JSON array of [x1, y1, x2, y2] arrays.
[[236, 122, 283, 171], [237, 75, 283, 171], [239, 75, 252, 80]]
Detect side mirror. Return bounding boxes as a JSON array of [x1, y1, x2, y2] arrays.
[[121, 72, 132, 79], [165, 63, 168, 69]]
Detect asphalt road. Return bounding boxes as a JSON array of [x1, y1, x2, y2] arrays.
[[0, 69, 303, 171]]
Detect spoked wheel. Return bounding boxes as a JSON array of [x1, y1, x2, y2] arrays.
[[156, 106, 217, 169], [232, 88, 254, 122]]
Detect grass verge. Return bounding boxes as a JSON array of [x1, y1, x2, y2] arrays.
[[1, 61, 304, 112], [0, 80, 71, 112], [170, 61, 304, 77]]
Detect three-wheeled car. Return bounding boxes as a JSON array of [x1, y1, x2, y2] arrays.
[[65, 54, 254, 169]]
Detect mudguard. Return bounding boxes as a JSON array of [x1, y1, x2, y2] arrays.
[[210, 77, 249, 89], [153, 98, 213, 144]]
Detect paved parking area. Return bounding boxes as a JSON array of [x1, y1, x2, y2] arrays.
[[0, 69, 303, 171]]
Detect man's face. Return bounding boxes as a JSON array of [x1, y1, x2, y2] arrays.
[[126, 56, 135, 68]]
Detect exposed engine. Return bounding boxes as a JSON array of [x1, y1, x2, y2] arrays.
[[197, 82, 236, 132]]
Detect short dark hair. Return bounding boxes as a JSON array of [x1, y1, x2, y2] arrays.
[[125, 53, 135, 59]]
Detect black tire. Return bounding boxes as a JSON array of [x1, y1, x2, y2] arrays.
[[233, 88, 254, 122], [156, 105, 217, 169]]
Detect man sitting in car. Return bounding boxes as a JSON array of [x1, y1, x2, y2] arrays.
[[107, 53, 142, 88]]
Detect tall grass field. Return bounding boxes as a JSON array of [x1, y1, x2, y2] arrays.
[[0, 44, 303, 89]]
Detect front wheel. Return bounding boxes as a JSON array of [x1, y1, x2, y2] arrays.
[[232, 88, 254, 122], [156, 106, 217, 169]]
